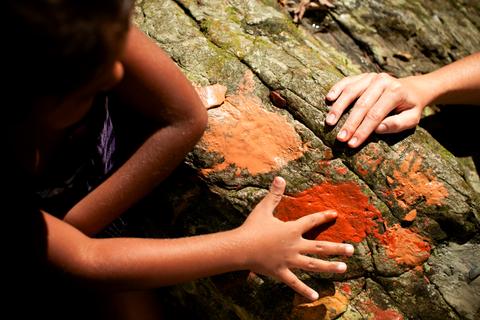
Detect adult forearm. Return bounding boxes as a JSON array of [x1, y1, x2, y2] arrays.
[[416, 52, 480, 106]]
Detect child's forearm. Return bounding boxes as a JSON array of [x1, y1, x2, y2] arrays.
[[46, 178, 353, 300], [414, 52, 480, 106], [46, 211, 246, 288], [63, 26, 208, 235]]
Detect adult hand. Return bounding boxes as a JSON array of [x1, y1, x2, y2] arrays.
[[239, 177, 354, 301], [325, 73, 426, 148]]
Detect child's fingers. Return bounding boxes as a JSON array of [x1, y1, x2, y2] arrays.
[[300, 240, 354, 257], [277, 268, 319, 301], [375, 108, 421, 134], [254, 176, 286, 214], [294, 255, 347, 273], [295, 210, 337, 233]]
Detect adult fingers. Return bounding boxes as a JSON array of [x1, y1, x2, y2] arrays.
[[346, 89, 404, 147], [254, 176, 286, 214], [300, 240, 354, 257], [335, 78, 388, 143], [295, 210, 337, 233], [326, 74, 365, 102], [375, 108, 421, 134], [325, 73, 376, 126], [277, 268, 319, 301], [294, 255, 347, 273]]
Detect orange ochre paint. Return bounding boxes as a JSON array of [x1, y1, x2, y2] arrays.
[[354, 147, 384, 177], [391, 151, 448, 208], [275, 182, 431, 266], [378, 224, 431, 266], [200, 71, 305, 175]]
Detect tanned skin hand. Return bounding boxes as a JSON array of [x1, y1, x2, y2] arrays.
[[44, 177, 354, 301], [63, 26, 208, 235]]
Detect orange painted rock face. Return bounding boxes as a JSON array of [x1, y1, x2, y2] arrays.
[[292, 289, 348, 320], [275, 182, 383, 243], [275, 181, 432, 266], [357, 299, 404, 320], [388, 151, 448, 209], [377, 224, 431, 266], [199, 71, 306, 175], [195, 84, 227, 109]]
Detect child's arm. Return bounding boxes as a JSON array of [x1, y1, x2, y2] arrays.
[[45, 177, 354, 301], [325, 52, 480, 148], [63, 26, 208, 235]]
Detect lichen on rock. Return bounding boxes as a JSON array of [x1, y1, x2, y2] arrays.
[[133, 0, 480, 318]]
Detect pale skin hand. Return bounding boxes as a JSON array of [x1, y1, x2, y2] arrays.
[[325, 52, 480, 148], [44, 177, 354, 301]]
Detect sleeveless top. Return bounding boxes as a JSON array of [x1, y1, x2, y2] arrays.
[[34, 95, 118, 219]]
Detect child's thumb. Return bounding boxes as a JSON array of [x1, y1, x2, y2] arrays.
[[256, 177, 286, 214]]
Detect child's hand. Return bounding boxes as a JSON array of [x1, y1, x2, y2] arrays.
[[238, 177, 354, 301], [325, 73, 426, 148]]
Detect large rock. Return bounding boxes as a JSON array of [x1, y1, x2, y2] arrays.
[[131, 0, 480, 319]]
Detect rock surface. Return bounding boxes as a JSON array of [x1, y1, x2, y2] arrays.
[[131, 0, 480, 319]]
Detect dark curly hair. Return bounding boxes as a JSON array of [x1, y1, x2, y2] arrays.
[[4, 0, 134, 98]]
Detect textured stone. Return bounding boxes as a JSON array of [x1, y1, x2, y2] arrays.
[[427, 242, 480, 320], [132, 0, 480, 318]]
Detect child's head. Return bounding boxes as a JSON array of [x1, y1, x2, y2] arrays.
[[5, 0, 134, 101]]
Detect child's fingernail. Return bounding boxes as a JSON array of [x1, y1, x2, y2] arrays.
[[326, 90, 335, 100], [337, 262, 347, 272], [337, 130, 347, 140], [326, 113, 336, 125], [310, 291, 319, 300], [345, 245, 354, 255], [326, 210, 337, 217], [273, 177, 281, 186]]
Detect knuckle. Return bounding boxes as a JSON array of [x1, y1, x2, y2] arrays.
[[366, 110, 383, 122], [354, 98, 367, 110], [411, 115, 420, 127], [308, 214, 318, 226], [377, 72, 391, 82], [286, 277, 299, 289]]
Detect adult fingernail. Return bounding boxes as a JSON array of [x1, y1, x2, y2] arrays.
[[337, 262, 347, 272], [326, 113, 336, 125], [310, 291, 319, 300], [348, 137, 358, 147], [377, 123, 387, 133], [326, 90, 335, 100], [337, 130, 347, 140]]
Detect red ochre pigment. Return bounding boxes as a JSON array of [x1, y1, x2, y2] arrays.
[[275, 182, 383, 243], [275, 182, 431, 266], [359, 300, 404, 320]]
